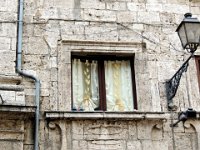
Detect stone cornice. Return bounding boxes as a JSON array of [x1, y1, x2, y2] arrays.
[[0, 74, 22, 84], [0, 105, 35, 119], [61, 40, 146, 53], [45, 111, 169, 121]]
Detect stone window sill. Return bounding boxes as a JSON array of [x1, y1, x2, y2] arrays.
[[45, 111, 170, 120]]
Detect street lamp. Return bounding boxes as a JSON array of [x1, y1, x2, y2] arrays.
[[176, 13, 200, 53], [166, 13, 200, 110]]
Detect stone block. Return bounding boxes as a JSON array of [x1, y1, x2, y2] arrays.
[[0, 66, 16, 74], [16, 91, 25, 105], [0, 141, 23, 150], [0, 23, 17, 38], [141, 140, 153, 150], [40, 88, 50, 97], [83, 120, 128, 140], [82, 9, 116, 22], [152, 140, 168, 150], [40, 96, 50, 111], [138, 12, 160, 23], [50, 68, 58, 81], [137, 121, 156, 140], [150, 79, 161, 111], [24, 55, 49, 70], [23, 145, 34, 150], [146, 0, 166, 3], [72, 140, 88, 149], [0, 0, 7, 12], [0, 11, 17, 21], [72, 121, 84, 140], [85, 23, 118, 41], [117, 11, 137, 23], [127, 140, 142, 150], [136, 74, 152, 111], [0, 120, 23, 130], [88, 140, 126, 150], [102, 0, 131, 1], [128, 121, 137, 140], [50, 57, 57, 68], [174, 133, 198, 150], [106, 2, 126, 10], [11, 38, 16, 51], [157, 60, 177, 82], [0, 131, 24, 140], [25, 95, 35, 106], [36, 8, 75, 20], [61, 33, 86, 41], [54, 0, 74, 8], [118, 27, 142, 42], [127, 3, 146, 11], [80, 0, 105, 9], [132, 23, 144, 30], [0, 37, 11, 50], [163, 4, 189, 14], [191, 6, 200, 15], [58, 63, 72, 111], [160, 12, 176, 24], [146, 4, 163, 12], [33, 24, 45, 37], [60, 21, 85, 40], [0, 90, 15, 104], [26, 37, 49, 55], [49, 82, 58, 110], [169, 0, 189, 4], [5, 0, 18, 12]]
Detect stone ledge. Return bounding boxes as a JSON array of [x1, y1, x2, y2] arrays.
[[0, 74, 22, 84], [0, 105, 35, 119], [0, 105, 35, 112], [45, 111, 170, 120], [0, 84, 24, 91]]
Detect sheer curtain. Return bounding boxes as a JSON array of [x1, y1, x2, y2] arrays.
[[105, 60, 134, 111], [72, 59, 99, 111]]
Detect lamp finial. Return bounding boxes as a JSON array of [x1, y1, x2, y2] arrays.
[[184, 13, 192, 18]]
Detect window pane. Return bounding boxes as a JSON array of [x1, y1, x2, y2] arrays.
[[105, 60, 134, 111], [72, 59, 99, 111]]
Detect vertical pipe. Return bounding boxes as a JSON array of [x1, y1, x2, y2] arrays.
[[17, 0, 40, 150]]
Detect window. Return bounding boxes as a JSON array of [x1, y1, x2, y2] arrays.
[[72, 54, 137, 111], [195, 56, 200, 90]]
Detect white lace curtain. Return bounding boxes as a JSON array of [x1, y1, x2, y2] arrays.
[[72, 58, 134, 111], [105, 60, 133, 111], [72, 59, 99, 111]]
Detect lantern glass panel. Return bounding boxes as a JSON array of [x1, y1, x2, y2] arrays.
[[185, 22, 200, 45], [177, 24, 187, 48]]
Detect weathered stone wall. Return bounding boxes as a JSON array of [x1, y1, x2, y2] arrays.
[[1, 0, 200, 150], [0, 0, 17, 74], [45, 118, 199, 150], [22, 0, 200, 111]]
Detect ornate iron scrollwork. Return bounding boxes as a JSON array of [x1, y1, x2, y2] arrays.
[[166, 54, 194, 109]]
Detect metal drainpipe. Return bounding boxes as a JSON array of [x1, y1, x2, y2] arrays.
[[17, 0, 40, 150]]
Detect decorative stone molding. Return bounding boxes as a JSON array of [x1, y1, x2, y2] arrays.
[[47, 121, 68, 150], [0, 74, 22, 84], [0, 74, 25, 106], [0, 105, 35, 119], [57, 40, 145, 111], [45, 111, 169, 120]]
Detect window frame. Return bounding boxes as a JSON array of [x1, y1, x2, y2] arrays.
[[71, 53, 138, 111], [195, 56, 200, 91]]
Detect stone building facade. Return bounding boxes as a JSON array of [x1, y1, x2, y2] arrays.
[[1, 0, 200, 150]]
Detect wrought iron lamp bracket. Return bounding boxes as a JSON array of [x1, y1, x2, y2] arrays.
[[166, 52, 194, 110]]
